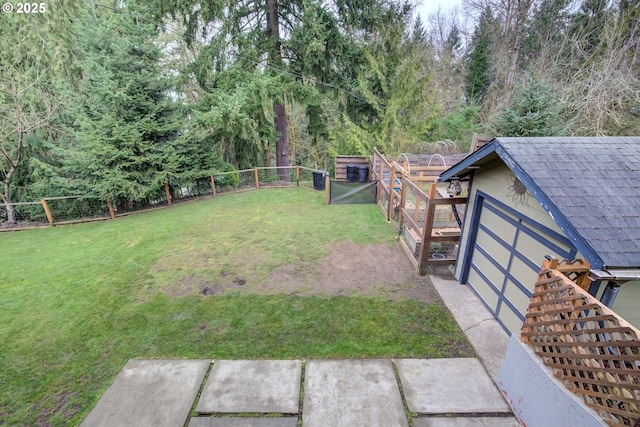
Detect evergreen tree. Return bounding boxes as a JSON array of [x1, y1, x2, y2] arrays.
[[444, 24, 462, 57], [424, 9, 469, 145], [492, 77, 568, 137], [145, 0, 412, 177], [190, 67, 281, 169], [569, 0, 610, 58], [336, 2, 441, 154], [412, 15, 428, 43], [63, 4, 183, 209], [465, 8, 494, 104], [0, 2, 78, 222], [521, 0, 571, 63]]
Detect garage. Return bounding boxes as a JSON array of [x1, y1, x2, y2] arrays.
[[439, 137, 640, 335], [459, 191, 577, 334]]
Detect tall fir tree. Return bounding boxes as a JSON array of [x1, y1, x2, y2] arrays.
[[63, 3, 183, 209], [569, 0, 610, 58], [0, 1, 78, 222], [521, 0, 571, 64], [465, 8, 494, 104], [145, 0, 412, 177]]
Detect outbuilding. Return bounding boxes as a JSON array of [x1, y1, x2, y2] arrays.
[[439, 137, 640, 335]]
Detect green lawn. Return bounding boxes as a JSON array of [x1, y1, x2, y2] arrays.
[[0, 188, 472, 426]]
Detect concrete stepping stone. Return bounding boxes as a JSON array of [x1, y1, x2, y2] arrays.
[[189, 417, 298, 427], [80, 359, 211, 427], [396, 358, 511, 414], [412, 417, 521, 427], [196, 360, 301, 414], [303, 359, 408, 427]]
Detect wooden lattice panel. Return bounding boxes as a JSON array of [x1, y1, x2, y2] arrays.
[[522, 268, 640, 426]]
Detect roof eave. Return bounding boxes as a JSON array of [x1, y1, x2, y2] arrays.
[[438, 139, 499, 181], [439, 138, 606, 270]]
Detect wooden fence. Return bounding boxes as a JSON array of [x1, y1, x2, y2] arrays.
[[334, 155, 370, 181], [0, 166, 317, 230], [522, 259, 640, 426], [371, 148, 468, 274]]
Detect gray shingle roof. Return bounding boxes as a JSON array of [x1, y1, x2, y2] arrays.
[[495, 137, 640, 268]]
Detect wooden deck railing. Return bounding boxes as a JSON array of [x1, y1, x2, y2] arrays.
[[371, 148, 467, 274], [371, 148, 397, 223], [522, 260, 640, 426]]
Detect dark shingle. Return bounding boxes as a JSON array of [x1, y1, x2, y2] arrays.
[[497, 137, 640, 268]]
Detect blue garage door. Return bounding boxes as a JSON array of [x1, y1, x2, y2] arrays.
[[461, 192, 578, 335]]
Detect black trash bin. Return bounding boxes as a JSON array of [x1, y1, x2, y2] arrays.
[[358, 165, 369, 182], [346, 164, 357, 182], [312, 170, 327, 191]]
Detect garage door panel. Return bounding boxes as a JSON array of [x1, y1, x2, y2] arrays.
[[471, 246, 507, 289], [475, 227, 511, 265], [515, 232, 572, 267], [509, 256, 540, 287], [463, 192, 577, 336], [503, 279, 533, 315], [478, 205, 517, 245], [499, 304, 525, 336], [520, 222, 574, 256], [467, 265, 500, 309]]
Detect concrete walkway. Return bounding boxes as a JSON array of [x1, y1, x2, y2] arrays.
[[81, 276, 519, 427]]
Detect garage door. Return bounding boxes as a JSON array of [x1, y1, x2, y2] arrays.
[[460, 191, 578, 335]]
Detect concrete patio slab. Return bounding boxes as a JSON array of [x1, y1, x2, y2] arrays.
[[303, 359, 408, 427], [80, 359, 211, 427], [396, 358, 511, 414], [196, 360, 301, 414], [188, 417, 299, 427], [412, 416, 521, 427]]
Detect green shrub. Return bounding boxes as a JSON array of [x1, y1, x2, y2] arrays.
[[214, 163, 240, 188]]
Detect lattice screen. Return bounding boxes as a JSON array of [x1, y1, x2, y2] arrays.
[[522, 268, 640, 426]]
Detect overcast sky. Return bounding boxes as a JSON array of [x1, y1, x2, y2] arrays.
[[415, 0, 462, 21]]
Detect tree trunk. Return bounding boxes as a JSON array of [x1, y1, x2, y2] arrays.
[[504, 0, 532, 104], [264, 140, 271, 166], [1, 180, 16, 225], [266, 0, 290, 181], [0, 133, 22, 225], [273, 103, 290, 181]]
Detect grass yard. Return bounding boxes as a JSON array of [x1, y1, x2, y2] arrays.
[[0, 188, 473, 426]]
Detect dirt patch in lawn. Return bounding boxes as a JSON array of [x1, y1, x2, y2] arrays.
[[262, 241, 440, 303], [157, 240, 442, 304]]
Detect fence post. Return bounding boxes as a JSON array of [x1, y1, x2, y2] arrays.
[[254, 168, 260, 190], [164, 182, 172, 207], [106, 198, 116, 219], [210, 175, 217, 197], [377, 154, 384, 203], [41, 198, 54, 226], [325, 174, 330, 205], [417, 182, 438, 274], [386, 166, 397, 221], [399, 178, 407, 227], [296, 166, 300, 186], [413, 194, 421, 224]]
